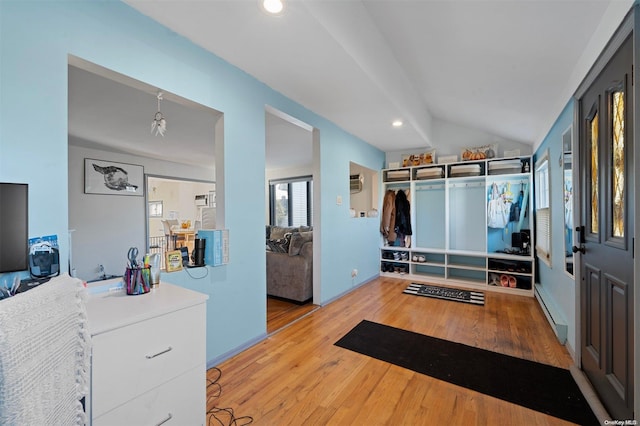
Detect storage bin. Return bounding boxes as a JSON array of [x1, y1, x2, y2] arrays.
[[488, 159, 523, 175], [385, 169, 410, 182], [449, 164, 481, 177], [415, 167, 444, 180]]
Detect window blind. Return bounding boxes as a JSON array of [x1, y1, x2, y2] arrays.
[[291, 181, 308, 227], [536, 207, 551, 264]]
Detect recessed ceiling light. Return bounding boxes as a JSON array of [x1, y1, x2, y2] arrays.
[[392, 120, 403, 128], [263, 0, 284, 14]]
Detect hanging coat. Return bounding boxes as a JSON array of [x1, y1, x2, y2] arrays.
[[394, 189, 412, 236], [380, 189, 397, 243]]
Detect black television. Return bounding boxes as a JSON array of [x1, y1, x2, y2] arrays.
[[0, 183, 29, 273]]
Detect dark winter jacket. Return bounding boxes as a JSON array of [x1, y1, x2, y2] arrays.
[[394, 189, 412, 236]]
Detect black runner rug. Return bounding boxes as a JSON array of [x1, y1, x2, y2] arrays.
[[403, 282, 484, 305], [335, 320, 598, 425]]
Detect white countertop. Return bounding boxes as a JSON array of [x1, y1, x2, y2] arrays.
[[85, 279, 209, 336]]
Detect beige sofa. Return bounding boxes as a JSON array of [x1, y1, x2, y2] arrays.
[[266, 226, 313, 303]]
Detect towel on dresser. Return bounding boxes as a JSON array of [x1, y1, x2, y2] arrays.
[[0, 273, 91, 426]]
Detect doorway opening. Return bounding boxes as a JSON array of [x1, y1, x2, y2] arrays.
[[265, 106, 319, 332]]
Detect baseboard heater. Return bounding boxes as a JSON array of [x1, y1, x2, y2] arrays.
[[534, 284, 568, 344]]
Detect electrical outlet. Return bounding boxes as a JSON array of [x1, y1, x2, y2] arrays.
[[351, 269, 358, 278]]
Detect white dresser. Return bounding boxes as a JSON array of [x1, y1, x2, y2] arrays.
[[86, 280, 208, 426]]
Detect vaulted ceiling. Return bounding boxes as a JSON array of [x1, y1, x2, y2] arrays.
[[123, 0, 623, 154]]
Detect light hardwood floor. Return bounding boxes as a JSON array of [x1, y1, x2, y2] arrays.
[[266, 297, 318, 334], [209, 277, 577, 425]]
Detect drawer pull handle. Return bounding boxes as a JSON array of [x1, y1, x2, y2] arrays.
[[155, 413, 173, 425], [146, 346, 173, 359]]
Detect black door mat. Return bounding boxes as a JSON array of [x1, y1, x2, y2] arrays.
[[335, 320, 599, 426], [404, 283, 484, 305]]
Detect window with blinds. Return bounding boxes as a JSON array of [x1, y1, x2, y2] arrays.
[[535, 151, 551, 266], [290, 181, 310, 226], [536, 208, 551, 262], [269, 176, 313, 227]]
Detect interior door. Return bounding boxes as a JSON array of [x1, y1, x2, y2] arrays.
[[577, 35, 634, 420]]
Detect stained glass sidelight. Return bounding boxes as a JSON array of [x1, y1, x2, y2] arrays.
[[612, 91, 625, 237], [590, 113, 599, 234]]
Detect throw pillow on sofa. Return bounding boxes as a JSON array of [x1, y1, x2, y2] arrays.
[[267, 232, 292, 253], [269, 226, 299, 239], [288, 231, 313, 256]]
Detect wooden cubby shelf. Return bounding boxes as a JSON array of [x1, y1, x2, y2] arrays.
[[380, 156, 534, 296]]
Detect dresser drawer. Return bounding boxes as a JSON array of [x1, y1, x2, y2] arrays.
[[93, 365, 205, 426], [91, 304, 205, 418]]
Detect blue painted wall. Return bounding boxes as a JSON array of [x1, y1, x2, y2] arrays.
[[0, 0, 384, 364], [533, 100, 576, 353]]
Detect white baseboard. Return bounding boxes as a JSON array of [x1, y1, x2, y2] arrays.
[[534, 283, 568, 344]]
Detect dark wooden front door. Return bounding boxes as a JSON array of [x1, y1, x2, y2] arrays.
[[578, 34, 634, 419]]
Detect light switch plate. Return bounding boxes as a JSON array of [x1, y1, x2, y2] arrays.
[[336, 195, 342, 205]]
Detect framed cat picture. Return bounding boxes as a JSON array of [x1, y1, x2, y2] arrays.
[[84, 158, 144, 196]]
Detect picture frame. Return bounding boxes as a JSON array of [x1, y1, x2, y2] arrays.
[[165, 250, 183, 272], [84, 158, 144, 196], [401, 149, 436, 167], [461, 143, 498, 161]]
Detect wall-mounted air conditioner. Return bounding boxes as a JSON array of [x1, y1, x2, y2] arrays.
[[350, 174, 363, 194], [195, 194, 208, 207]]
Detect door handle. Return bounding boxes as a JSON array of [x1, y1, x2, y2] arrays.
[[572, 225, 586, 254], [572, 245, 585, 254]]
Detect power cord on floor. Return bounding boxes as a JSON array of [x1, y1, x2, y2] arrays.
[[207, 367, 253, 426]]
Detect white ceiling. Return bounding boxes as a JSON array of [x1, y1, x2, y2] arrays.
[[123, 0, 617, 153]]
